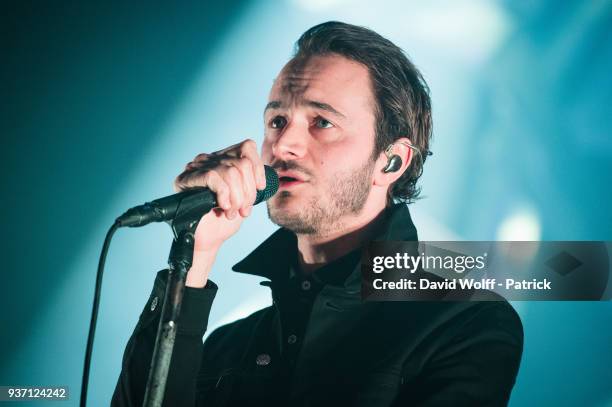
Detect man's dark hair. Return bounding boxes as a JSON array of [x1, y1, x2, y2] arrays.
[[293, 21, 433, 203]]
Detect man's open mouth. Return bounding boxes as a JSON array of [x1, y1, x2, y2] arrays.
[[280, 176, 298, 182], [278, 176, 305, 188]]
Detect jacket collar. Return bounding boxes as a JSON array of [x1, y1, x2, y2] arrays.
[[232, 203, 419, 287]]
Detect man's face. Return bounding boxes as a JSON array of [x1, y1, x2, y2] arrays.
[[262, 54, 378, 234]]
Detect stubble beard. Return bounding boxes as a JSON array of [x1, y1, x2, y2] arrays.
[[266, 159, 376, 236]]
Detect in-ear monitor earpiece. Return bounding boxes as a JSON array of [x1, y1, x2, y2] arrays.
[[382, 145, 403, 173], [381, 141, 431, 174]]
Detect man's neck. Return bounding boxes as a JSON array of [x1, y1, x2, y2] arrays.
[[295, 205, 388, 274]]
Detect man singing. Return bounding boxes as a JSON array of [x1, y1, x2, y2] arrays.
[[113, 21, 523, 406]]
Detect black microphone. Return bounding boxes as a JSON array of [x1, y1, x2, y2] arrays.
[[116, 165, 279, 228]]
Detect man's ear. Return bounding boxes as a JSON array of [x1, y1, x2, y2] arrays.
[[373, 137, 414, 187]]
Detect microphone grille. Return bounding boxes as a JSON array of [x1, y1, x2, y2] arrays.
[[254, 165, 279, 204]]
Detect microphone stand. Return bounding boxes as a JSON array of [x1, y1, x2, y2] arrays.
[[139, 167, 277, 406], [142, 206, 204, 407]]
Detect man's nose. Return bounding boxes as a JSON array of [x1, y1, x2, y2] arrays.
[[272, 120, 308, 161]]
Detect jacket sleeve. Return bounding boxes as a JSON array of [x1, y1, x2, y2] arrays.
[[396, 302, 524, 407], [111, 269, 218, 407]]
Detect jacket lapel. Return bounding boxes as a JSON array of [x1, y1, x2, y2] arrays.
[[231, 203, 418, 284]]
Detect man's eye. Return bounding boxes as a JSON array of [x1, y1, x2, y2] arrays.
[[270, 116, 287, 129], [315, 117, 333, 129]]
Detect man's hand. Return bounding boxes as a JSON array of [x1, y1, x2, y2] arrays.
[[174, 139, 266, 287]]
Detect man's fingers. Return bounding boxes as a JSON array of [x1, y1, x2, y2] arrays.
[[239, 139, 266, 190], [204, 171, 231, 211], [193, 152, 209, 162], [225, 166, 244, 219], [234, 157, 257, 216], [214, 141, 244, 157], [203, 139, 265, 189], [176, 138, 264, 218], [174, 170, 232, 212]]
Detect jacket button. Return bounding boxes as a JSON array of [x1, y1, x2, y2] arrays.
[[150, 296, 159, 312], [301, 280, 311, 291], [287, 334, 297, 344], [256, 353, 271, 366]]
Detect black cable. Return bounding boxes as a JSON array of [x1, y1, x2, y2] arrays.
[[80, 220, 120, 407]]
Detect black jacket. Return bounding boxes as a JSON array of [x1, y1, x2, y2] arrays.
[[112, 204, 523, 406]]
